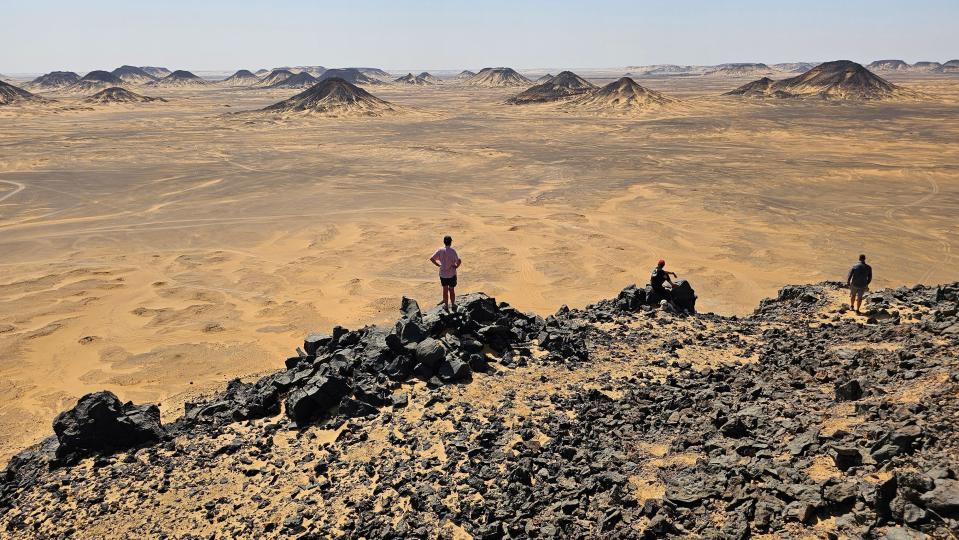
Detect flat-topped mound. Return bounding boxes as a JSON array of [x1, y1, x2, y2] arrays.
[[260, 77, 399, 117], [465, 67, 531, 87], [25, 71, 80, 91], [82, 87, 165, 105], [868, 59, 910, 72], [138, 66, 171, 78], [706, 63, 774, 77], [507, 71, 596, 104], [726, 60, 915, 101], [566, 76, 676, 114]]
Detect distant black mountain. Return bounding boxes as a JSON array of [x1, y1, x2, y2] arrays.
[[507, 71, 595, 104]]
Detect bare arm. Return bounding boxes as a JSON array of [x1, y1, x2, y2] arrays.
[[430, 255, 441, 267], [454, 258, 462, 269]]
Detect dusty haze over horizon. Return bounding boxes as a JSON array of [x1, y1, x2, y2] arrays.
[[3, 0, 958, 74]]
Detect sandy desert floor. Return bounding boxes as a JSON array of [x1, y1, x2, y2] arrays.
[[0, 72, 957, 462]]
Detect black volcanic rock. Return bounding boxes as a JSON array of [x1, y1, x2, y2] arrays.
[[138, 66, 171, 78], [83, 87, 165, 104], [111, 65, 157, 84], [256, 69, 294, 87], [393, 73, 431, 85], [81, 70, 125, 84], [466, 67, 531, 87], [317, 68, 381, 85], [507, 70, 595, 104], [219, 69, 259, 86], [149, 70, 207, 87], [261, 78, 398, 117], [726, 60, 911, 100], [25, 71, 80, 90], [0, 80, 48, 105], [270, 71, 319, 88], [567, 77, 675, 113], [52, 391, 165, 465]]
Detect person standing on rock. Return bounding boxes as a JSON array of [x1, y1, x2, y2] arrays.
[[847, 254, 873, 314], [650, 259, 676, 303], [430, 235, 462, 311]]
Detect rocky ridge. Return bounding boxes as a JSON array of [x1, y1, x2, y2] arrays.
[[1, 282, 957, 538]]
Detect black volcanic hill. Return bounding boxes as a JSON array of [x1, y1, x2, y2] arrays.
[[256, 69, 294, 87], [82, 87, 165, 105], [568, 76, 675, 113], [393, 73, 431, 85], [2, 281, 957, 538], [317, 68, 381, 85], [944, 60, 959, 73], [260, 77, 398, 117], [218, 69, 259, 87], [507, 71, 596, 104], [0, 80, 49, 106], [63, 71, 126, 94], [466, 67, 531, 87], [25, 71, 80, 91], [271, 72, 319, 89], [417, 72, 439, 83], [534, 73, 554, 83], [111, 65, 157, 84], [139, 66, 171, 78], [454, 70, 476, 80], [149, 70, 207, 87], [726, 60, 911, 101], [867, 59, 910, 72]]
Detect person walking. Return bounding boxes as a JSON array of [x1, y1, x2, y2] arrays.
[[430, 235, 461, 311], [847, 254, 873, 314]]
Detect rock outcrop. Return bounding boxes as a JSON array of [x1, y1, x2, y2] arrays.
[[726, 60, 915, 101], [507, 70, 595, 104], [260, 78, 399, 117], [82, 87, 165, 104], [2, 281, 957, 538], [0, 80, 49, 106], [24, 71, 80, 91]]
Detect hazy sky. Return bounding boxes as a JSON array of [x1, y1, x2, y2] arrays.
[[2, 0, 957, 73]]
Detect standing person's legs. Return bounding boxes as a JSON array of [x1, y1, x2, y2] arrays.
[[441, 284, 450, 307], [449, 285, 456, 309]]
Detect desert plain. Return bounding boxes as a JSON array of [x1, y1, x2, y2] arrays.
[[0, 71, 957, 463]]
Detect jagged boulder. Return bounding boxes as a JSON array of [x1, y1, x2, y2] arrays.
[[183, 378, 280, 425], [285, 374, 351, 425], [53, 391, 165, 465]]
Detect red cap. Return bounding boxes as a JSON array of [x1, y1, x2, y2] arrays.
[[657, 259, 666, 266]]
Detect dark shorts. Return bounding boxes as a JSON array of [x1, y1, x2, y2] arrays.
[[440, 276, 457, 288]]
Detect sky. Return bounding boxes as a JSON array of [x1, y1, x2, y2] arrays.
[[2, 0, 957, 74]]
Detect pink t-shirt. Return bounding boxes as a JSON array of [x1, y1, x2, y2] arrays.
[[431, 247, 460, 278]]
